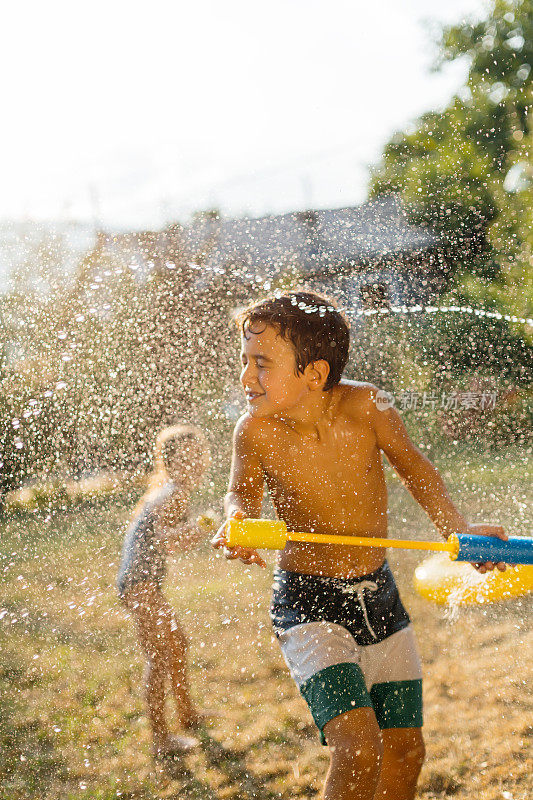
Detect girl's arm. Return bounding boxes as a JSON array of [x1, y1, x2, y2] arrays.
[[154, 492, 198, 551]]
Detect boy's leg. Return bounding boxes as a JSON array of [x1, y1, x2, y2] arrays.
[[363, 625, 424, 799], [274, 620, 384, 798], [323, 707, 383, 800], [143, 651, 169, 743], [129, 585, 199, 727], [373, 727, 425, 800]]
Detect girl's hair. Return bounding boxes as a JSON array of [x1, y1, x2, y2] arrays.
[[147, 423, 210, 493]]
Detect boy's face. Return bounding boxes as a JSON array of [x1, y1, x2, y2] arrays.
[[240, 323, 311, 418]]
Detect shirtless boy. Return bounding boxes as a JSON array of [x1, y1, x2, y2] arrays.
[[212, 290, 506, 800]]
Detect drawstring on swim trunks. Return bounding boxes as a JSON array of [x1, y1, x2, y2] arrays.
[[340, 580, 379, 640]]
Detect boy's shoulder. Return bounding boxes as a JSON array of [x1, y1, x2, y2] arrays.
[[233, 411, 273, 442], [234, 381, 381, 439], [335, 380, 381, 417]]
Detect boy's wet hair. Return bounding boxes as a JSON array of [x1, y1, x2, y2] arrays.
[[236, 291, 350, 390]]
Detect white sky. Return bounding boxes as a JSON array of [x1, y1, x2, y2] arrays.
[[1, 0, 488, 230]]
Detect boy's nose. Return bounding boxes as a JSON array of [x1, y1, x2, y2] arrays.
[[240, 364, 255, 383], [242, 377, 261, 394]]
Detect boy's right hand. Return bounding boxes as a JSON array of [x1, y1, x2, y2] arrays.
[[211, 510, 266, 568]]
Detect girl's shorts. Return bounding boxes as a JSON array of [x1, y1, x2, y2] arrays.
[[270, 563, 423, 744]]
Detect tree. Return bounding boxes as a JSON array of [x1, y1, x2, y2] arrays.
[[370, 0, 533, 327]]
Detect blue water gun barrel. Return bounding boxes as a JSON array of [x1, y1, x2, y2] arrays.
[[454, 534, 533, 565]]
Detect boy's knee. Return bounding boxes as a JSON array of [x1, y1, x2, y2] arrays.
[[331, 737, 383, 779], [407, 735, 426, 776], [145, 648, 168, 671], [325, 709, 383, 776], [402, 740, 425, 781], [384, 728, 425, 775]]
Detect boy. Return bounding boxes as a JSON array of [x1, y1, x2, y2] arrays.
[[212, 291, 506, 800]]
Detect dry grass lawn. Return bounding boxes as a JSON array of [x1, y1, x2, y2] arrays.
[[1, 451, 531, 799]]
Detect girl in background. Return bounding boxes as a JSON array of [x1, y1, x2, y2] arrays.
[[117, 424, 210, 760]]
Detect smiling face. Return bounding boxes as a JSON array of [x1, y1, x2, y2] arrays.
[[240, 323, 316, 418]]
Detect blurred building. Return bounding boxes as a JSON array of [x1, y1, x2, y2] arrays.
[[96, 194, 447, 314]]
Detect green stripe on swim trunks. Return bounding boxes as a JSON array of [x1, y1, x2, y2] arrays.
[[299, 662, 372, 736], [370, 679, 423, 729]]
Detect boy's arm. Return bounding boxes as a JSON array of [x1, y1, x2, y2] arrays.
[[368, 389, 507, 571], [212, 415, 266, 568]]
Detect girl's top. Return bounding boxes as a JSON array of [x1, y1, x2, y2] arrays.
[[117, 480, 183, 595]]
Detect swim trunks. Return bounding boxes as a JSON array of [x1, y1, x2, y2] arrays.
[[270, 563, 423, 744], [117, 481, 177, 596]]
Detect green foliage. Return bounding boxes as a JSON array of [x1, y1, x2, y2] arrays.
[[372, 108, 499, 274], [369, 0, 532, 424], [409, 306, 532, 385], [439, 0, 533, 96], [370, 0, 533, 306], [345, 307, 531, 450]]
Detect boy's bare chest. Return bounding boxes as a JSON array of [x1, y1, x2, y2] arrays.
[[258, 423, 378, 494]]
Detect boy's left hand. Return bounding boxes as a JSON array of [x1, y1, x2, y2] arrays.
[[464, 522, 508, 573], [211, 512, 266, 568]]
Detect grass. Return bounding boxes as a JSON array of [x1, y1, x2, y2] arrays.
[[0, 452, 531, 799]]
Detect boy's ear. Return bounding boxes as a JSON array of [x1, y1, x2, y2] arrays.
[[305, 360, 330, 389]]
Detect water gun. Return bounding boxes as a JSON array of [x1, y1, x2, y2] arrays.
[[226, 518, 533, 564]]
